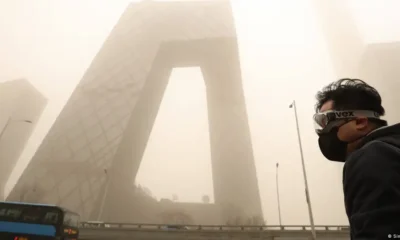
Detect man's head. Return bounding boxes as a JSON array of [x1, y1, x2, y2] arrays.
[[314, 78, 387, 162]]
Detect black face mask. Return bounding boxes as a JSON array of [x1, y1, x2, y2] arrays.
[[318, 121, 368, 162], [318, 127, 348, 162]]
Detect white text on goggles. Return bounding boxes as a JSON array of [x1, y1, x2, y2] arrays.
[[313, 110, 381, 134]]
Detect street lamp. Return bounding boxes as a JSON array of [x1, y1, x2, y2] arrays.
[[0, 117, 33, 140], [97, 168, 109, 221], [289, 100, 317, 240], [276, 162, 282, 226]]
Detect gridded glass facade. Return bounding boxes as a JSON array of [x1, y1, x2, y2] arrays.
[[8, 1, 263, 223]]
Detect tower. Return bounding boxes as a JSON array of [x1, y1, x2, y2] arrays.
[[312, 0, 365, 77], [7, 0, 263, 223]]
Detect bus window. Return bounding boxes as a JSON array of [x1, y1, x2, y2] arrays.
[[43, 211, 59, 224], [63, 212, 80, 227], [22, 207, 42, 222], [6, 209, 22, 220], [0, 206, 22, 220]]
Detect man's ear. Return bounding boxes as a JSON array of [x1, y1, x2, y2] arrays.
[[355, 117, 369, 131]]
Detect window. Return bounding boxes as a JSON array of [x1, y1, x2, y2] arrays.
[[21, 207, 43, 222], [43, 211, 59, 224], [0, 207, 22, 220], [0, 203, 61, 225], [63, 212, 80, 227]]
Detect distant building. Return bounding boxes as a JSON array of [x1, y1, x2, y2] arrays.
[[0, 79, 47, 200], [359, 42, 400, 122], [315, 0, 400, 122]]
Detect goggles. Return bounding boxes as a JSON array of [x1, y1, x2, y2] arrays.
[[313, 110, 381, 134]]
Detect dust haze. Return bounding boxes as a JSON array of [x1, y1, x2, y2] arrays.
[[1, 0, 400, 226]]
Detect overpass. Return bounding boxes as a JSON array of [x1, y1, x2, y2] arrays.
[[79, 223, 350, 240]]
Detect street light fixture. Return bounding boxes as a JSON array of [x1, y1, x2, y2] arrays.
[[289, 100, 317, 240], [0, 117, 33, 141]]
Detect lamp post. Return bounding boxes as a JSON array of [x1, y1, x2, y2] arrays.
[[276, 162, 282, 226], [97, 168, 109, 221], [289, 100, 317, 240], [0, 117, 33, 141]]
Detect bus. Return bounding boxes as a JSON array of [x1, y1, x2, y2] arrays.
[[0, 201, 80, 240]]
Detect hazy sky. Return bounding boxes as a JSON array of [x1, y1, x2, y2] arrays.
[[2, 0, 400, 225]]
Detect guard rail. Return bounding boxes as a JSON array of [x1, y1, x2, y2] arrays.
[[79, 222, 349, 231]]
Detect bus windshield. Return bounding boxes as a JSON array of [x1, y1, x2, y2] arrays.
[[63, 211, 80, 227], [0, 203, 61, 225]]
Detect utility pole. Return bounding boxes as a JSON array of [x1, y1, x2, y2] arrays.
[[276, 162, 282, 226]]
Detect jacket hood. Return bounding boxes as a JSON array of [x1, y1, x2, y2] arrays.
[[359, 123, 400, 149]]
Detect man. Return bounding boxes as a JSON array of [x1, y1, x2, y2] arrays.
[[314, 78, 400, 239]]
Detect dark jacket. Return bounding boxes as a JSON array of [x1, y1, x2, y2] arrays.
[[344, 123, 400, 239]]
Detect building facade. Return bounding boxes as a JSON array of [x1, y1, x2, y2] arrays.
[[8, 0, 263, 223], [0, 79, 47, 200]]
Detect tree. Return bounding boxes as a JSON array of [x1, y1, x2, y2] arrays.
[[251, 215, 265, 225], [160, 198, 173, 203], [222, 203, 247, 226], [201, 195, 210, 204], [134, 184, 157, 201], [142, 187, 153, 198], [160, 210, 194, 225]]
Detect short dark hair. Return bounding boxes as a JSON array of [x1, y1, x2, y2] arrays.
[[315, 78, 386, 125]]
